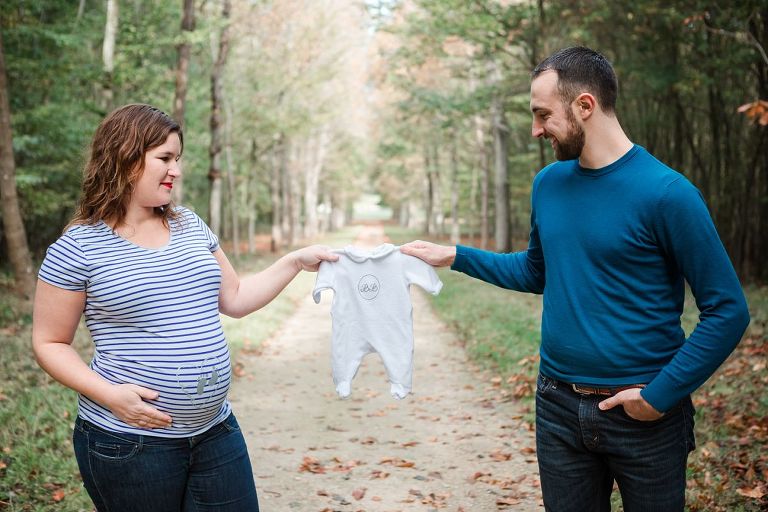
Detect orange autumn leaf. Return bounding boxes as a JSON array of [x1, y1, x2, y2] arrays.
[[52, 489, 66, 502], [352, 487, 366, 500], [736, 485, 766, 499], [490, 450, 513, 461], [737, 100, 768, 125]]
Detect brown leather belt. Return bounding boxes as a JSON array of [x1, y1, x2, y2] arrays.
[[570, 383, 646, 396]]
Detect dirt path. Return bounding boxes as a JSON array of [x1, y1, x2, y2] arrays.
[[230, 226, 542, 511]]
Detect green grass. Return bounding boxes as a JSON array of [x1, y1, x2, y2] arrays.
[[386, 225, 768, 512], [0, 227, 358, 511]]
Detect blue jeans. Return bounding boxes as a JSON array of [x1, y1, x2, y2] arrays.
[[535, 373, 695, 512], [73, 413, 259, 512]]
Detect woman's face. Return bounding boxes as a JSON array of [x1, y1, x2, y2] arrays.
[[131, 132, 182, 210]]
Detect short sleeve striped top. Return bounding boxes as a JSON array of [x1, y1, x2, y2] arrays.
[[38, 207, 232, 438]]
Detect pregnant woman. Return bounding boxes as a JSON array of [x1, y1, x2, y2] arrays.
[[32, 104, 337, 511]]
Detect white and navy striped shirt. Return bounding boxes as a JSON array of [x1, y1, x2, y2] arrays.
[[38, 208, 232, 438]]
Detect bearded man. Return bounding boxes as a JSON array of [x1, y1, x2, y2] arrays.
[[401, 46, 749, 511]]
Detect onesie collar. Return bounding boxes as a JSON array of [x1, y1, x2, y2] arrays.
[[340, 243, 397, 262]]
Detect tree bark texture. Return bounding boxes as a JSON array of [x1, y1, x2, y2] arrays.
[[171, 0, 195, 205], [0, 32, 35, 299], [101, 0, 118, 112], [207, 0, 231, 236], [492, 97, 510, 252]]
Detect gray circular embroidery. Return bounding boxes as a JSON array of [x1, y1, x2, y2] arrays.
[[357, 274, 381, 300]]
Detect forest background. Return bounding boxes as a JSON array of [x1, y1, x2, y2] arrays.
[[0, 0, 766, 510]]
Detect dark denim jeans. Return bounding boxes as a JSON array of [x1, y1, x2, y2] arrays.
[[73, 413, 259, 512], [535, 373, 696, 512]]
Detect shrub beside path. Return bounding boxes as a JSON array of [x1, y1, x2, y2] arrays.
[[230, 225, 542, 511]]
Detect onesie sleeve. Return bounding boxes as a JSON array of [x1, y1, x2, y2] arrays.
[[312, 260, 336, 303], [401, 252, 443, 295], [38, 233, 89, 291]]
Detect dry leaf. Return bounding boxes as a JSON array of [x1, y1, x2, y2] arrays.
[[490, 450, 513, 461], [736, 485, 766, 499], [51, 490, 66, 502], [352, 487, 366, 500]]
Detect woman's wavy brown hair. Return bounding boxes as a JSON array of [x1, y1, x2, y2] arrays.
[[68, 104, 183, 229]]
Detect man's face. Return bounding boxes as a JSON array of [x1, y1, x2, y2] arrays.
[[530, 70, 585, 161]]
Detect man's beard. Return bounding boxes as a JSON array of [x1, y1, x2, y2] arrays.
[[552, 109, 585, 161]]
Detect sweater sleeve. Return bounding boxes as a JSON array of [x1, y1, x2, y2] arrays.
[[451, 182, 545, 294], [641, 177, 750, 412]]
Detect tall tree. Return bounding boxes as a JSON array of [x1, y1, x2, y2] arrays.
[[270, 134, 284, 252], [208, 0, 231, 235], [491, 94, 510, 252], [171, 0, 196, 205], [0, 31, 35, 299], [303, 126, 330, 239], [101, 0, 118, 112]]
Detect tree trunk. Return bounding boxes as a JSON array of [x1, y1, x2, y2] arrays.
[[288, 142, 301, 246], [0, 32, 35, 300], [430, 141, 443, 236], [474, 114, 490, 249], [171, 0, 195, 205], [270, 134, 283, 253], [77, 0, 87, 21], [492, 97, 510, 252], [449, 133, 460, 244], [331, 195, 346, 231], [101, 0, 118, 112], [320, 190, 331, 234], [207, 0, 231, 236], [303, 127, 329, 240], [281, 139, 291, 246], [480, 146, 490, 250], [423, 143, 433, 235], [224, 100, 239, 259]]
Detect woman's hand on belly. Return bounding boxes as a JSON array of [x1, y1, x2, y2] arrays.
[[104, 383, 173, 429]]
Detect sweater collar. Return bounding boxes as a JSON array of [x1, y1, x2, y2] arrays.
[[575, 144, 641, 177]]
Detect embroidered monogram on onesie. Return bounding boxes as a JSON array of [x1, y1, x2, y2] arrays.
[[312, 244, 443, 399]]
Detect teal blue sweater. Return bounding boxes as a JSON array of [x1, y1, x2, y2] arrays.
[[452, 145, 750, 412]]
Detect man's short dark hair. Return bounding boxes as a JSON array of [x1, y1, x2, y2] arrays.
[[532, 46, 618, 113]]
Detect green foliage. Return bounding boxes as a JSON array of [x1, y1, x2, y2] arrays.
[[376, 0, 768, 280], [0, 319, 93, 511]]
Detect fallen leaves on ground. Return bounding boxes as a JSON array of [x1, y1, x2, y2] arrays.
[[402, 489, 450, 507], [379, 456, 415, 468], [298, 456, 364, 474], [489, 450, 513, 461]]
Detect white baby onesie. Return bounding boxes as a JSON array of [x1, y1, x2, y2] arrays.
[[312, 244, 443, 399]]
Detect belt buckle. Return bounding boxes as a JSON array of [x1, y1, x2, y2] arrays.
[[571, 384, 592, 395]]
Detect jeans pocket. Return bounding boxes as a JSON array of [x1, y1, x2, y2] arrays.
[[536, 373, 556, 395], [90, 433, 141, 462], [221, 413, 241, 433]]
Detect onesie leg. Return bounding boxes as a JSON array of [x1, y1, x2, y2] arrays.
[[332, 332, 373, 399], [372, 335, 414, 400]]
